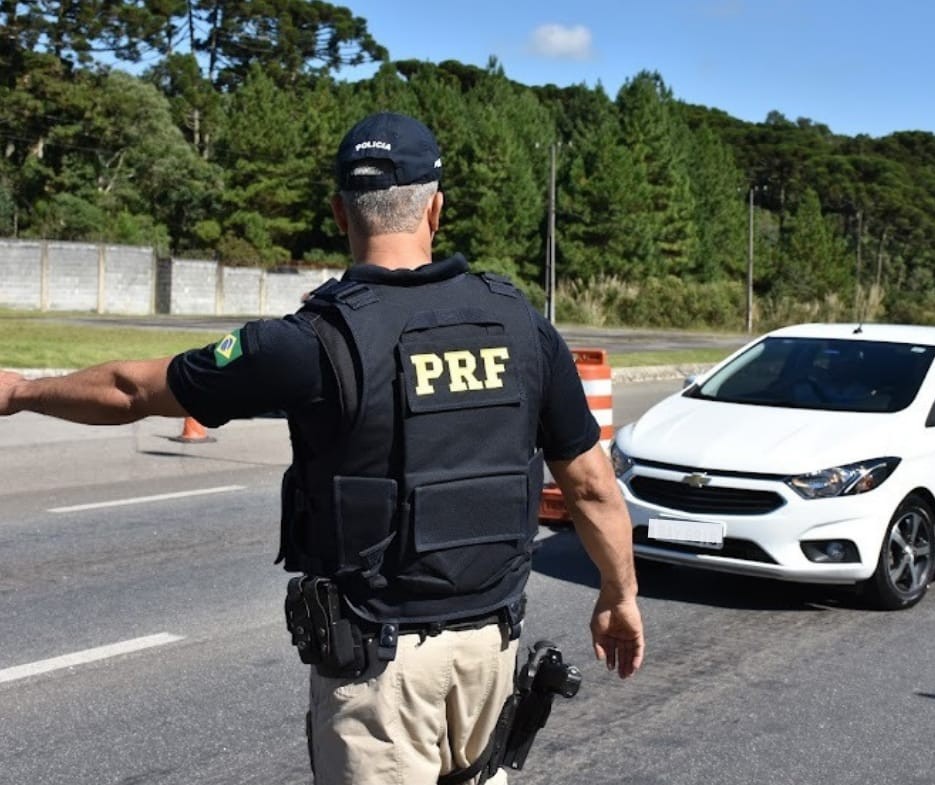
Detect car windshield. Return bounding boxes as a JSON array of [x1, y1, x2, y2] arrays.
[[686, 336, 935, 412]]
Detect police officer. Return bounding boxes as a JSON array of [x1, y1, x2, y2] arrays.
[[0, 112, 644, 785]]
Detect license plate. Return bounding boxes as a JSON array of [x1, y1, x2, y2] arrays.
[[648, 518, 725, 550]]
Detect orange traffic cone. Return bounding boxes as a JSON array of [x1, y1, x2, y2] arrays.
[[169, 416, 216, 444], [539, 348, 612, 526]]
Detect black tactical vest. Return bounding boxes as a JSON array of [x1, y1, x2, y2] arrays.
[[278, 256, 544, 625]]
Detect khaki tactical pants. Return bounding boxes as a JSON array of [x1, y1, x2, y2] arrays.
[[307, 622, 517, 785]]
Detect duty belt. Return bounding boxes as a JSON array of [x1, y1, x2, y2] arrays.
[[358, 610, 509, 660], [286, 576, 526, 673], [362, 594, 526, 647]]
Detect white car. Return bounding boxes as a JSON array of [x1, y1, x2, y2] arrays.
[[611, 322, 935, 610]]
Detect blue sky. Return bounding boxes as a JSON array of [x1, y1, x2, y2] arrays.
[[338, 0, 934, 138]]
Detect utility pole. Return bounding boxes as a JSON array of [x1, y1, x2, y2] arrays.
[[744, 183, 768, 333], [747, 186, 754, 333], [853, 208, 863, 321], [546, 142, 557, 324]]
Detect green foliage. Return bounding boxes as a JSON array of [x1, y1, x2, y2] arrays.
[[28, 193, 107, 240], [301, 248, 350, 267], [556, 276, 624, 327], [192, 0, 388, 89], [1, 1, 387, 91], [217, 233, 264, 266], [194, 219, 222, 245], [0, 178, 14, 234], [110, 212, 171, 255], [438, 71, 549, 278], [212, 67, 306, 261], [616, 72, 698, 278], [775, 188, 850, 300], [145, 53, 224, 159], [682, 125, 746, 280], [557, 275, 747, 330], [218, 210, 291, 265], [757, 290, 852, 329], [884, 267, 935, 325], [4, 8, 935, 326], [555, 85, 651, 280]]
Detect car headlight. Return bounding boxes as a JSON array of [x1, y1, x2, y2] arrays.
[[610, 441, 634, 478], [785, 457, 901, 499]]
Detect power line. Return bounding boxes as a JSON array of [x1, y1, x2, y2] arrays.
[[0, 128, 128, 158]]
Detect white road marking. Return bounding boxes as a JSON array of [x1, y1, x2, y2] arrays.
[[0, 633, 185, 685], [48, 485, 245, 513]]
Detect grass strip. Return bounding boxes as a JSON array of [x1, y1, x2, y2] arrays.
[[609, 348, 730, 368], [1, 313, 734, 370], [0, 318, 220, 368]]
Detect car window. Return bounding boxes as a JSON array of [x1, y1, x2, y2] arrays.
[[686, 337, 935, 413]]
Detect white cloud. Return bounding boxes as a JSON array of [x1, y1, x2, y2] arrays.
[[528, 24, 593, 60]]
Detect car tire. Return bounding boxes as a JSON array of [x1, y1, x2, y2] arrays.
[[863, 493, 935, 610]]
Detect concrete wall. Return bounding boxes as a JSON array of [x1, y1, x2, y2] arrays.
[[102, 245, 155, 314], [0, 238, 344, 316], [264, 269, 335, 316], [220, 266, 262, 315], [0, 240, 157, 313], [0, 239, 42, 309], [46, 243, 100, 311], [169, 259, 217, 315]]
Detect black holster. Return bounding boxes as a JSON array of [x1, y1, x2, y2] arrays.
[[284, 575, 367, 677], [439, 640, 582, 785]]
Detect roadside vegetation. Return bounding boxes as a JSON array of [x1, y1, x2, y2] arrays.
[[3, 3, 934, 330]]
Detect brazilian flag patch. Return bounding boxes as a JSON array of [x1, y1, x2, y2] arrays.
[[214, 329, 243, 367]]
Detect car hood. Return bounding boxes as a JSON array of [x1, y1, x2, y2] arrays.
[[624, 393, 903, 474]]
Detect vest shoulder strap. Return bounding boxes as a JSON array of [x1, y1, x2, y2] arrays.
[[309, 278, 380, 310], [297, 307, 360, 428], [479, 271, 520, 298]]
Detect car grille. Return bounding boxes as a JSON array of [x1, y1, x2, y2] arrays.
[[633, 526, 777, 563], [628, 476, 785, 515]]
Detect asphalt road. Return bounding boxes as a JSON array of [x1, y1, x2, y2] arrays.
[[2, 381, 934, 785]]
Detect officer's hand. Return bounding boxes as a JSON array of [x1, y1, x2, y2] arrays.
[[590, 586, 644, 679], [0, 371, 25, 416]]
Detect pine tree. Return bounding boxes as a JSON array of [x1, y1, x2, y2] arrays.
[[682, 124, 746, 280], [616, 71, 698, 278], [555, 84, 651, 280], [214, 64, 309, 263], [779, 188, 849, 300]]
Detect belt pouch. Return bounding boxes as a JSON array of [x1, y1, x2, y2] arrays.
[[309, 579, 367, 676]]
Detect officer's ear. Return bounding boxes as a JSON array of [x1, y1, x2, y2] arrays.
[[427, 190, 444, 235], [331, 194, 349, 235]]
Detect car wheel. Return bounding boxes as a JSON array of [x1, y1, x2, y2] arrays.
[[864, 493, 935, 610]]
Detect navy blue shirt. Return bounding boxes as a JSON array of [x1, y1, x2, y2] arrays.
[[167, 259, 599, 462]]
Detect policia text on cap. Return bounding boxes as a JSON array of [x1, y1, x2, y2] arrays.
[[0, 112, 645, 785]]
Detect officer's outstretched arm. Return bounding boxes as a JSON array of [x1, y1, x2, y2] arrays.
[[0, 358, 187, 424], [548, 443, 645, 679]]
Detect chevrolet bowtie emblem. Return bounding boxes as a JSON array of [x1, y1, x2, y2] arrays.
[[682, 472, 711, 488]]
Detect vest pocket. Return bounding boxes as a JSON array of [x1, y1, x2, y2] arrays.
[[333, 476, 398, 583], [277, 464, 307, 570], [404, 474, 530, 595], [412, 474, 528, 552]]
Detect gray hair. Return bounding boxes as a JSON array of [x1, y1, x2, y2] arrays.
[[340, 162, 438, 235]]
